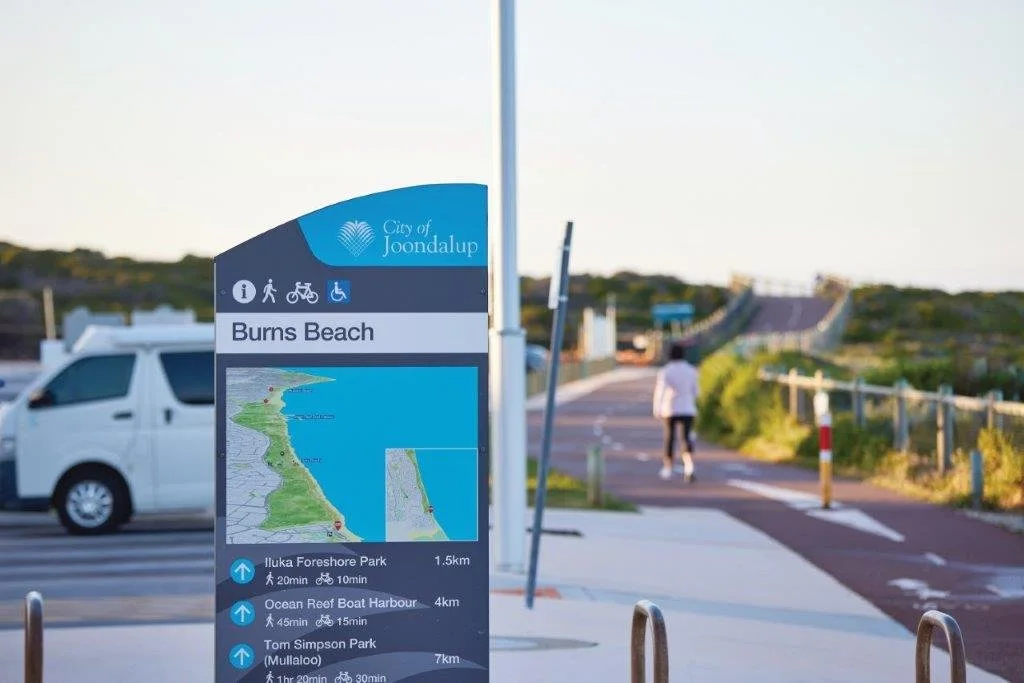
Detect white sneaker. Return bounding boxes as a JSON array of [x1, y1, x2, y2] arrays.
[[658, 467, 672, 480]]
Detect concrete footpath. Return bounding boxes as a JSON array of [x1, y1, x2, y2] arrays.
[[0, 505, 1005, 682]]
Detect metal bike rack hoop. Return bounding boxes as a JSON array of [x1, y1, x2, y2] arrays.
[[915, 609, 966, 683], [630, 599, 669, 683], [24, 590, 43, 683]]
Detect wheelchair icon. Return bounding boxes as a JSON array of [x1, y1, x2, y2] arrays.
[[327, 280, 351, 304]]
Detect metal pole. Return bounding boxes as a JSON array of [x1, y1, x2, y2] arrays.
[[24, 591, 43, 683], [587, 445, 604, 506], [936, 385, 953, 474], [490, 0, 528, 574], [630, 600, 669, 683], [970, 449, 984, 510], [42, 287, 56, 340], [915, 610, 966, 683], [525, 222, 573, 609]]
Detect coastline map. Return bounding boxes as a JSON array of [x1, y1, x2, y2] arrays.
[[224, 365, 479, 544]]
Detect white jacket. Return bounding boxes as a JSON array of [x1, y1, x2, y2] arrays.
[[653, 360, 700, 418]]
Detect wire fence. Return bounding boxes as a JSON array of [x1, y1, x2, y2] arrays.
[[761, 367, 1024, 472]]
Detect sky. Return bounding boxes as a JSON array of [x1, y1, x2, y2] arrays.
[[1, 0, 1022, 292]]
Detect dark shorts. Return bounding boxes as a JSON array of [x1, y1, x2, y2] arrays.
[[664, 414, 695, 459]]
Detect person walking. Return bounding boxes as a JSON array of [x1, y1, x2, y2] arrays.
[[652, 342, 700, 482]]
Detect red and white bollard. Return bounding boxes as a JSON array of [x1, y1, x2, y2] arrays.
[[814, 389, 833, 509], [819, 411, 833, 509]]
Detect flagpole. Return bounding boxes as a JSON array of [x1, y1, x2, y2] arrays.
[[490, 0, 527, 574]]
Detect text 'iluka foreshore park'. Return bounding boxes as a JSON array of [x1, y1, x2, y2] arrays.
[[214, 183, 490, 682]]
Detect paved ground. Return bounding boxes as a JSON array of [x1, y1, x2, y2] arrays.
[[0, 513, 213, 627], [527, 371, 1024, 682], [0, 506, 1005, 682], [1, 368, 1020, 680], [742, 295, 834, 333]]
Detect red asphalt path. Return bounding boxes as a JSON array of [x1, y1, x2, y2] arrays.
[[528, 375, 1024, 682]]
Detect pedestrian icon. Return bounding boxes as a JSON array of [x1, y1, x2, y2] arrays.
[[262, 279, 277, 303], [267, 672, 275, 683], [232, 280, 257, 304], [230, 558, 255, 585], [230, 600, 255, 627], [229, 643, 255, 670], [327, 279, 351, 304], [265, 571, 275, 586], [266, 613, 275, 628]]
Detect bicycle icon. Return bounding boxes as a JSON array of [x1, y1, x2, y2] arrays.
[[316, 614, 334, 628], [286, 282, 319, 304], [315, 572, 334, 586], [335, 673, 352, 683]]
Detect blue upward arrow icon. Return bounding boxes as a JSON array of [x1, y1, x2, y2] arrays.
[[230, 644, 254, 670], [230, 559, 255, 585]]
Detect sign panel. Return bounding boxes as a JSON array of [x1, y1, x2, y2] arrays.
[[214, 184, 489, 682], [651, 302, 694, 326]]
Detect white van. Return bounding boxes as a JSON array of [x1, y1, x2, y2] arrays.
[[0, 324, 215, 534]]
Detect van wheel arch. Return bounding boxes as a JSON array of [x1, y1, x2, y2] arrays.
[[52, 463, 133, 534]]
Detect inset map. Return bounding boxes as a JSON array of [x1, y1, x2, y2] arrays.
[[224, 366, 478, 544], [385, 448, 479, 542]]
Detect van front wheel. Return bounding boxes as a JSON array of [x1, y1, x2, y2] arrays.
[[56, 470, 127, 535]]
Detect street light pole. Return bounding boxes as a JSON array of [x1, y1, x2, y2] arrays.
[[490, 0, 527, 574]]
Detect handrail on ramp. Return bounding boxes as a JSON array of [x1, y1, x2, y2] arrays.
[[630, 600, 669, 683], [24, 591, 43, 683], [915, 610, 966, 683]]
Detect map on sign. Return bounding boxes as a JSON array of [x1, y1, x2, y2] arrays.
[[224, 365, 478, 544]]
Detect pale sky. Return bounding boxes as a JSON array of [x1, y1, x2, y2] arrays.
[[2, 1, 1022, 292]]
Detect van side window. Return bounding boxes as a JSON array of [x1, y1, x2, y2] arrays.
[[159, 351, 214, 405], [30, 354, 136, 409]]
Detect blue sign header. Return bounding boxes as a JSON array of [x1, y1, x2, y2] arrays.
[[296, 183, 487, 267], [652, 302, 695, 325]]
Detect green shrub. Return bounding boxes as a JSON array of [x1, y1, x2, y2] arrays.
[[695, 351, 1024, 511], [719, 362, 780, 445], [978, 428, 1024, 508], [695, 350, 745, 439]]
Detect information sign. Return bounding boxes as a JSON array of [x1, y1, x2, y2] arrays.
[[214, 184, 489, 682]]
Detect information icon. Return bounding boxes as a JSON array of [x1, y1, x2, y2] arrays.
[[232, 280, 257, 304], [230, 600, 256, 627]]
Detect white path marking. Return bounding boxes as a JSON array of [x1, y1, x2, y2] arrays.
[[719, 463, 758, 476], [525, 367, 658, 411], [806, 509, 906, 543], [924, 553, 946, 566], [727, 479, 906, 543], [986, 585, 1024, 599], [636, 453, 650, 462], [888, 578, 950, 600]]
